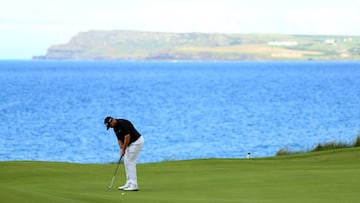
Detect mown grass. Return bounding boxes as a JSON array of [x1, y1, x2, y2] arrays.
[[1, 147, 360, 203]]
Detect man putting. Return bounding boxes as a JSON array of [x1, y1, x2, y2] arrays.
[[104, 116, 144, 191]]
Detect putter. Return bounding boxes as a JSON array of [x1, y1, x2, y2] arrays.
[[107, 155, 123, 189]]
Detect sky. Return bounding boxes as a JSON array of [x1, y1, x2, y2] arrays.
[[1, 0, 360, 59]]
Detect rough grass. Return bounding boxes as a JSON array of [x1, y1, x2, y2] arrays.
[[1, 147, 360, 203], [353, 135, 360, 147], [276, 134, 360, 156]]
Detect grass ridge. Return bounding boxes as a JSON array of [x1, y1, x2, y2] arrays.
[[276, 134, 360, 156], [1, 147, 360, 203]]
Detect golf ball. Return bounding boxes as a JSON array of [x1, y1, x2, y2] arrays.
[[122, 193, 125, 195]]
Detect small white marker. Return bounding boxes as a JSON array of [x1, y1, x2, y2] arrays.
[[247, 152, 251, 159]]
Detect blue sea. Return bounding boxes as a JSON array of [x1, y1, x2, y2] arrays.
[[1, 60, 360, 163]]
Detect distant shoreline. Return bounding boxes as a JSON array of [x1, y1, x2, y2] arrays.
[[34, 30, 360, 61]]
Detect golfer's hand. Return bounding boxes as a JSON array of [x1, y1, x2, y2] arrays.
[[121, 148, 126, 156]]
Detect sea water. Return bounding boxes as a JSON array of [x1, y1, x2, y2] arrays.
[[0, 60, 360, 163]]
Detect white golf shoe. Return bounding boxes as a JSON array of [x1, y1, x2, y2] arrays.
[[123, 183, 139, 191], [118, 183, 130, 190]]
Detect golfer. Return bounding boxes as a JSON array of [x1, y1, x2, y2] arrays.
[[104, 116, 144, 191]]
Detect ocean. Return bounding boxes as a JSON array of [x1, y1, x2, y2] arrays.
[[1, 60, 360, 163]]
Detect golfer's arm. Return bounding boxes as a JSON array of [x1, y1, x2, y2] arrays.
[[118, 140, 124, 149], [123, 134, 130, 150]]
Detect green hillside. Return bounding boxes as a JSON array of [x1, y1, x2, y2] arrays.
[[1, 147, 360, 202], [34, 30, 360, 61]]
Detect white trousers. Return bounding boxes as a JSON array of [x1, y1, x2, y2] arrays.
[[124, 136, 144, 186]]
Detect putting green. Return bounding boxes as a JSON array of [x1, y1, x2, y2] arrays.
[[1, 148, 359, 203]]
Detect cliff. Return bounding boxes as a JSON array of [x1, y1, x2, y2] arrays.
[[34, 30, 360, 61]]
